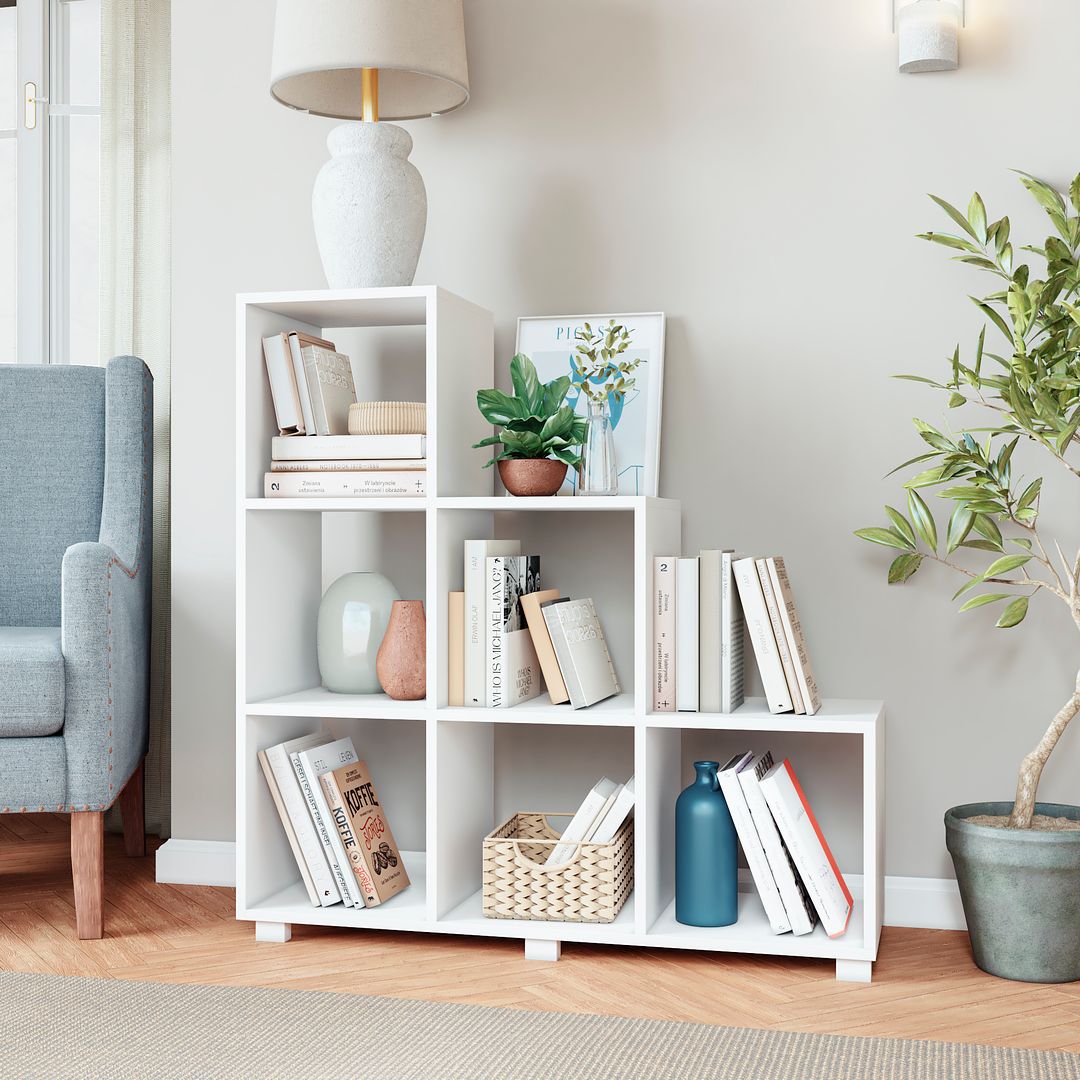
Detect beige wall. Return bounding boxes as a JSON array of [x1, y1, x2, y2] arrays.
[[171, 0, 1080, 877]]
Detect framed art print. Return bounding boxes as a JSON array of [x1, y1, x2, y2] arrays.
[[515, 312, 665, 496]]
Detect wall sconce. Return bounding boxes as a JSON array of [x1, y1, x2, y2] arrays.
[[895, 0, 963, 73]]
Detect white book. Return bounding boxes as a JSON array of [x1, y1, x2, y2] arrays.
[[261, 334, 303, 436], [767, 556, 822, 715], [676, 557, 699, 712], [699, 550, 722, 713], [721, 551, 745, 714], [732, 557, 793, 714], [464, 540, 519, 707], [264, 472, 426, 498], [271, 434, 427, 461], [738, 751, 816, 936], [301, 344, 356, 436], [756, 557, 805, 715], [259, 740, 339, 907], [546, 776, 619, 866], [590, 776, 635, 844], [501, 629, 542, 707], [542, 598, 620, 709], [286, 333, 318, 436], [294, 738, 360, 908], [270, 459, 425, 473], [716, 753, 790, 934], [652, 558, 676, 713], [759, 758, 853, 938]]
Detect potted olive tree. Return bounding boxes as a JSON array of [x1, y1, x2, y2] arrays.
[[474, 353, 588, 497], [857, 169, 1080, 983]]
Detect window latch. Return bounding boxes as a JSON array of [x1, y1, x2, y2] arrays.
[[23, 82, 47, 130]]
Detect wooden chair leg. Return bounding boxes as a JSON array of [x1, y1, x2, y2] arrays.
[[71, 812, 104, 940], [119, 758, 146, 857]]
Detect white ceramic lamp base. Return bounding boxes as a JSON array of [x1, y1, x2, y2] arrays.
[[312, 123, 427, 289]]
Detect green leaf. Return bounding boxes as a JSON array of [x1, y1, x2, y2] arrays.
[[1070, 172, 1080, 216], [930, 194, 979, 240], [952, 576, 987, 601], [888, 553, 924, 584], [854, 527, 915, 551], [918, 231, 978, 253], [884, 451, 940, 477], [476, 388, 524, 427], [1016, 172, 1067, 220], [509, 353, 544, 416], [1016, 478, 1042, 511], [907, 490, 938, 552], [972, 298, 1014, 343], [959, 593, 1012, 612], [945, 504, 975, 554], [948, 392, 966, 408], [962, 539, 1005, 552], [884, 506, 917, 548], [984, 554, 1031, 577], [996, 595, 1029, 628], [967, 192, 988, 244], [541, 375, 572, 416], [904, 466, 947, 489], [972, 514, 1004, 549]]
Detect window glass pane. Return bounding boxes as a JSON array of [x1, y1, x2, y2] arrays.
[[0, 138, 15, 364], [59, 0, 99, 106], [0, 5, 15, 129]]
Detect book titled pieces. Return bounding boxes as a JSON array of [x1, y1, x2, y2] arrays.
[[262, 332, 356, 437], [542, 597, 620, 710]]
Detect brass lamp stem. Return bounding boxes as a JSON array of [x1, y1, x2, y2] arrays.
[[361, 67, 379, 123]]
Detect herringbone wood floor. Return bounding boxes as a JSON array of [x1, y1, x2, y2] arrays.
[[1, 814, 1079, 1052]]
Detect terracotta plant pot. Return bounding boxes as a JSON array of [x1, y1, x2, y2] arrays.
[[497, 458, 568, 497], [376, 600, 426, 701]]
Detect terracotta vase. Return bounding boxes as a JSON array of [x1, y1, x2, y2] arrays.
[[376, 600, 427, 701], [498, 458, 568, 497]]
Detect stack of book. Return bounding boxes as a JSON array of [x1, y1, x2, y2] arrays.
[[716, 750, 851, 938], [257, 732, 409, 909], [262, 329, 426, 497], [447, 539, 621, 710], [547, 776, 636, 862], [653, 551, 819, 715]]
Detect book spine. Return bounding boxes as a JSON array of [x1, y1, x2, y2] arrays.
[[769, 556, 822, 715], [652, 558, 676, 713], [264, 472, 426, 497], [732, 558, 793, 713], [320, 772, 378, 906], [271, 434, 427, 461], [302, 350, 330, 436], [716, 766, 790, 934], [448, 590, 465, 707], [760, 762, 852, 938], [543, 604, 581, 707], [287, 334, 317, 436], [270, 460, 426, 473], [699, 551, 722, 713], [676, 558, 699, 712], [464, 543, 486, 707], [264, 744, 339, 906], [738, 755, 816, 935], [257, 750, 321, 907], [721, 552, 745, 713], [487, 556, 506, 708], [291, 752, 355, 907], [756, 558, 805, 715]]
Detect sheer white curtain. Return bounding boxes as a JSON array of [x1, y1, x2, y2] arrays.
[[100, 0, 171, 835]]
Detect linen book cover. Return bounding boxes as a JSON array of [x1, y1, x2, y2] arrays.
[[300, 344, 357, 436], [759, 758, 852, 938], [542, 597, 620, 709], [520, 589, 569, 704], [286, 331, 336, 436], [331, 760, 410, 904], [652, 558, 676, 712]]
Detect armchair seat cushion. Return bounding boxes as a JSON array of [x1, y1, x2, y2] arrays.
[[0, 627, 65, 737]]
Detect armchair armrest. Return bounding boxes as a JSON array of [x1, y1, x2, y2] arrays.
[[61, 539, 150, 811]]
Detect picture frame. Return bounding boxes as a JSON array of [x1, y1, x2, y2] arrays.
[[515, 312, 665, 497]]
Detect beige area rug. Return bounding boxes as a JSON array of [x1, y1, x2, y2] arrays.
[[0, 971, 1076, 1080]]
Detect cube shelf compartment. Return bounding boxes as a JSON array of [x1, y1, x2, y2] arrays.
[[236, 287, 885, 981]]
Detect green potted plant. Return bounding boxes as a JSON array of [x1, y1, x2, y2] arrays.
[[856, 169, 1080, 983], [473, 353, 588, 497]]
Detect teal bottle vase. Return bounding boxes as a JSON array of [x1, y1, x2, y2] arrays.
[[675, 760, 739, 927]]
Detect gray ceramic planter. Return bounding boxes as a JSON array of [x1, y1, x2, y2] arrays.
[[945, 801, 1080, 983]]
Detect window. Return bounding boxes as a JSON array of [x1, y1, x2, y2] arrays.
[[1, 0, 100, 365]]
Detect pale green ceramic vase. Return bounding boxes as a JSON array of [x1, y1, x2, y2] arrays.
[[317, 572, 400, 694]]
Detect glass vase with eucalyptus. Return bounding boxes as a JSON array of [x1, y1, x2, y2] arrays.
[[571, 320, 643, 497]]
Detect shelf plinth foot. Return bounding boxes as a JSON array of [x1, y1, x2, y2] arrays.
[[835, 959, 872, 983], [524, 938, 561, 962], [255, 921, 292, 943]]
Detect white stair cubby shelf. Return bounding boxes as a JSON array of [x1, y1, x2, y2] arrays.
[[236, 287, 885, 983]]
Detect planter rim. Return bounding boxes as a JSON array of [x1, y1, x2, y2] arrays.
[[945, 801, 1080, 843]]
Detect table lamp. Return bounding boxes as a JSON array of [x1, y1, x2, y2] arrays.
[[270, 0, 470, 288]]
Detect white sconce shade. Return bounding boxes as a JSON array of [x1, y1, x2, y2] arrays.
[[898, 0, 960, 73]]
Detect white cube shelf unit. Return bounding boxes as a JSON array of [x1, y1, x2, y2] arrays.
[[236, 287, 885, 983]]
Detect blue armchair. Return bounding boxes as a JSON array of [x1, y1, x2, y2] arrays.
[[0, 357, 152, 938]]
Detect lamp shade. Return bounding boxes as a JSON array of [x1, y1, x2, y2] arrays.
[[898, 0, 959, 74], [270, 0, 469, 121]]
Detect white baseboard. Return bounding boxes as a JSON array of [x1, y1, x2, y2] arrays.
[[159, 843, 967, 932], [155, 838, 236, 887]]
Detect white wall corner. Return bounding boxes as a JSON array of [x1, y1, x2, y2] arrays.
[[155, 838, 237, 888]]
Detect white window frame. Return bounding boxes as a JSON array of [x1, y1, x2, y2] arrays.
[[12, 0, 100, 364]]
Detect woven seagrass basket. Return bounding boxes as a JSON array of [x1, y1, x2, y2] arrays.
[[482, 811, 633, 923]]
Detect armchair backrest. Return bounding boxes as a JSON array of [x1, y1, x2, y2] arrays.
[[0, 357, 151, 627]]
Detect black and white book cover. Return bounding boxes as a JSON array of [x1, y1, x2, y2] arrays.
[[488, 556, 541, 707]]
